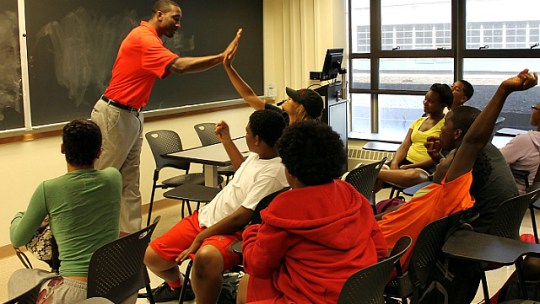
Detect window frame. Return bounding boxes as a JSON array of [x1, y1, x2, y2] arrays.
[[348, 0, 540, 134]]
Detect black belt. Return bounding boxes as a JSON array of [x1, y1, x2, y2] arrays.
[[101, 96, 141, 112]]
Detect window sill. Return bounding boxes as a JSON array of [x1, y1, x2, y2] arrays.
[[348, 131, 405, 144]]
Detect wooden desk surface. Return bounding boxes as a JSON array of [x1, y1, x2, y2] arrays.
[[166, 137, 249, 166]]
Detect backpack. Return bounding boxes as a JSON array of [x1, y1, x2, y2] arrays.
[[376, 196, 406, 214]]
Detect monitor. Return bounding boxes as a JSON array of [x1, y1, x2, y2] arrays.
[[320, 48, 343, 81]]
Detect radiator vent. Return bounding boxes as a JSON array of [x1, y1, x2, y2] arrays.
[[347, 148, 394, 170]]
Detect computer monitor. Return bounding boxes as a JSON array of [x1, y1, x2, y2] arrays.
[[320, 48, 343, 81]]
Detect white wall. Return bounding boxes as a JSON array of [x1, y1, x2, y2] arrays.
[[0, 107, 252, 247], [0, 0, 346, 248]]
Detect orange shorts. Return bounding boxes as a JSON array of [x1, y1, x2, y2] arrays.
[[149, 211, 242, 270]]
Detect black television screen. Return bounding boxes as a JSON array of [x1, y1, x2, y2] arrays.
[[320, 48, 343, 81]]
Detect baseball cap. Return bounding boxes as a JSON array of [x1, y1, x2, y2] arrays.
[[285, 87, 324, 119]]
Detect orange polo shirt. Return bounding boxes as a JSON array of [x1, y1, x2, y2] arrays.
[[378, 171, 475, 269], [103, 21, 179, 109]]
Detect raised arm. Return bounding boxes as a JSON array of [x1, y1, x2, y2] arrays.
[[215, 120, 245, 170], [223, 30, 266, 110], [446, 69, 538, 182], [169, 28, 242, 74]]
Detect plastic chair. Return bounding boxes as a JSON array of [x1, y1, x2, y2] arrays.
[[385, 211, 468, 303], [250, 187, 290, 225], [527, 165, 540, 243], [145, 130, 205, 226], [194, 123, 236, 183], [343, 157, 387, 213], [164, 184, 221, 218], [488, 188, 540, 240], [443, 229, 540, 303], [337, 236, 412, 304], [440, 189, 540, 303], [86, 216, 161, 303]]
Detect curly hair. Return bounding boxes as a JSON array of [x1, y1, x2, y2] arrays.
[[430, 83, 453, 109], [249, 110, 287, 148], [63, 119, 102, 167], [277, 121, 346, 185]]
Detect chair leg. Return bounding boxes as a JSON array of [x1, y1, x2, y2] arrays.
[[186, 200, 193, 216], [181, 200, 186, 218], [481, 270, 490, 304], [147, 173, 159, 227], [179, 260, 193, 304], [144, 267, 156, 304], [530, 206, 539, 243], [389, 186, 396, 199], [515, 257, 529, 299], [369, 192, 377, 214]]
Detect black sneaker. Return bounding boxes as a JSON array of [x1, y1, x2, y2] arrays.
[[138, 281, 195, 302]]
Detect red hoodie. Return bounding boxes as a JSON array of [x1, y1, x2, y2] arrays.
[[242, 180, 387, 303]]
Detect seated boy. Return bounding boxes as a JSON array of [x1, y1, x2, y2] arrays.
[[237, 121, 387, 304], [144, 109, 289, 303], [378, 69, 537, 268]]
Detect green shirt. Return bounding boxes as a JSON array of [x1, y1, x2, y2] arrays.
[[10, 167, 122, 277]]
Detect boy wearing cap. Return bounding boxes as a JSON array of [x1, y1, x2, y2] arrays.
[[223, 42, 323, 125]]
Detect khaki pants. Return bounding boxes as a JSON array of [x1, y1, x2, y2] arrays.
[[91, 99, 144, 233]]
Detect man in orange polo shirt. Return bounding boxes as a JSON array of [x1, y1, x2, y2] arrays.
[[91, 0, 242, 233]]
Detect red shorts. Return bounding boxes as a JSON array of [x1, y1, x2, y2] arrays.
[[149, 211, 242, 270]]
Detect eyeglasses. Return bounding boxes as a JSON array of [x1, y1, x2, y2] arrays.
[[532, 106, 540, 110]]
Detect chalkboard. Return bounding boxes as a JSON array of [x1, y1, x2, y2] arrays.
[[0, 0, 24, 131], [24, 0, 263, 126]]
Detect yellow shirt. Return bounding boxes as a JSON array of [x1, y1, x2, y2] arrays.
[[406, 117, 445, 163]]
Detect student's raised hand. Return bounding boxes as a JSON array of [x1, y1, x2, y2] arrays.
[[501, 69, 538, 93], [215, 120, 231, 142], [223, 28, 243, 67]]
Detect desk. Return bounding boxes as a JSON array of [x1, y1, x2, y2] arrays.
[[362, 141, 400, 152], [166, 138, 249, 187], [496, 127, 527, 137], [491, 135, 513, 149], [443, 229, 540, 302]]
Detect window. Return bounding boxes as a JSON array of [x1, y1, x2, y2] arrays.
[[349, 0, 540, 138]]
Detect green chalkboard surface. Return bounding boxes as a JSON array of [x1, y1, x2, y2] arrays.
[[24, 0, 263, 126], [0, 0, 24, 130]]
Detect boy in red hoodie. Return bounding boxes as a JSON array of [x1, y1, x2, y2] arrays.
[[238, 121, 387, 304]]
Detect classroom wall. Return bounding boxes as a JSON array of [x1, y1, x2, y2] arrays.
[[0, 0, 346, 248]]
